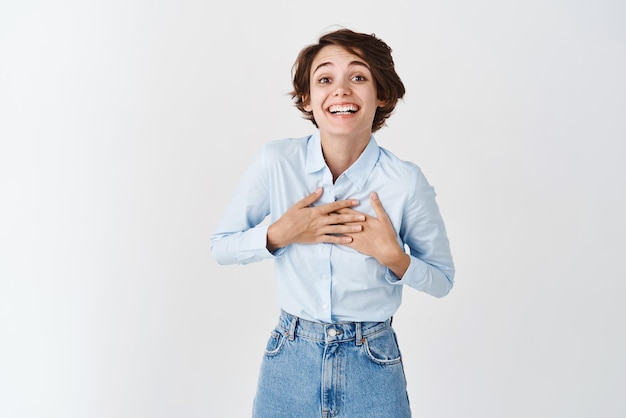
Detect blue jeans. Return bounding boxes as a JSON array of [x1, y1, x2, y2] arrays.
[[252, 311, 412, 417]]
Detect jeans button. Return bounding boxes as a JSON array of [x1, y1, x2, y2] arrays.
[[327, 328, 337, 337]]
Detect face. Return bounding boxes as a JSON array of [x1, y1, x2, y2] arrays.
[[304, 45, 385, 141]]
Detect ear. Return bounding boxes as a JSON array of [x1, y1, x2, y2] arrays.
[[377, 98, 388, 108], [302, 95, 312, 112]]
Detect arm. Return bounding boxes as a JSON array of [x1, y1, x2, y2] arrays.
[[393, 170, 455, 297], [341, 173, 455, 298], [210, 149, 274, 265]]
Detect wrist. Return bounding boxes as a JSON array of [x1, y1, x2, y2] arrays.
[[382, 250, 410, 280], [266, 222, 287, 252]]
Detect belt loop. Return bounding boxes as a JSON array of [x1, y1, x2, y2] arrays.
[[287, 314, 298, 341], [355, 322, 363, 346]]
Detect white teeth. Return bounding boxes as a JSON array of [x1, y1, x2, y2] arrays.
[[329, 104, 359, 114]]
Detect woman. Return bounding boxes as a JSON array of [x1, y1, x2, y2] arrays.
[[211, 28, 455, 418]]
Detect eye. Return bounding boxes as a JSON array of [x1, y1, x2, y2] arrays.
[[318, 77, 331, 84], [351, 75, 366, 82]]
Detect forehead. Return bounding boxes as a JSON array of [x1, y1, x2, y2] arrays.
[[311, 45, 369, 73]]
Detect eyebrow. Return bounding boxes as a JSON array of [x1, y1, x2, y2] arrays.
[[312, 60, 370, 75]]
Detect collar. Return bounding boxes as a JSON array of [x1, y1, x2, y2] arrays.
[[305, 131, 380, 190]]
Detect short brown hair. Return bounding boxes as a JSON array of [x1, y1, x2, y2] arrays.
[[291, 28, 406, 133]]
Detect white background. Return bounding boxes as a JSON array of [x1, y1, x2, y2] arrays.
[[1, 1, 625, 417]]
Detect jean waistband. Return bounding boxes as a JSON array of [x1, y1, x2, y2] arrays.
[[277, 310, 392, 345]]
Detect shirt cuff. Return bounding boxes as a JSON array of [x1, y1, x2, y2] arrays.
[[240, 224, 284, 262], [385, 257, 409, 284], [385, 255, 422, 286]]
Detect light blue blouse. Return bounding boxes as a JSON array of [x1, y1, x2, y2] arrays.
[[211, 131, 455, 322]]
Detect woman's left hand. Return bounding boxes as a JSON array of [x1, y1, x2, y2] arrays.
[[338, 192, 410, 279]]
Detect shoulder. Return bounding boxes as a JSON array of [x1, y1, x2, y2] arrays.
[[377, 146, 430, 187], [262, 136, 310, 163], [263, 136, 310, 154], [376, 146, 437, 206]]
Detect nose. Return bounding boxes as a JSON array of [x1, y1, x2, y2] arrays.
[[333, 80, 351, 96]]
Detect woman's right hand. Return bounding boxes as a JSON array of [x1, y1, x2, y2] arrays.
[[266, 188, 366, 252]]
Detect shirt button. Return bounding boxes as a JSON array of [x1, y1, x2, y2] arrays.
[[321, 304, 328, 310], [327, 328, 337, 337]]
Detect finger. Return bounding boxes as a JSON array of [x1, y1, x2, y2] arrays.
[[322, 224, 363, 235], [317, 198, 360, 214], [370, 192, 390, 222], [296, 187, 323, 208], [334, 207, 363, 216], [319, 234, 353, 245], [326, 212, 366, 225]]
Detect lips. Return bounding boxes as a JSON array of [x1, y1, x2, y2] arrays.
[[328, 103, 359, 114]]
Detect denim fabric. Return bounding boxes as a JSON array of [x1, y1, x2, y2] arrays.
[[252, 311, 411, 418]]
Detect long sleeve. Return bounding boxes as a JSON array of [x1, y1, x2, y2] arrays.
[[210, 147, 279, 265], [385, 166, 455, 297]]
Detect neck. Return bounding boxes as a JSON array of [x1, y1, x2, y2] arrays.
[[320, 131, 371, 182]]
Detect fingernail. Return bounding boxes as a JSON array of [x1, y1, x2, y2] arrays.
[[351, 199, 359, 205]]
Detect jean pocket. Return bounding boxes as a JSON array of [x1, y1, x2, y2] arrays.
[[363, 328, 402, 365], [264, 329, 287, 357]]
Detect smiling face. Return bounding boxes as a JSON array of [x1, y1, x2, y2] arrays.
[[304, 45, 386, 143]]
